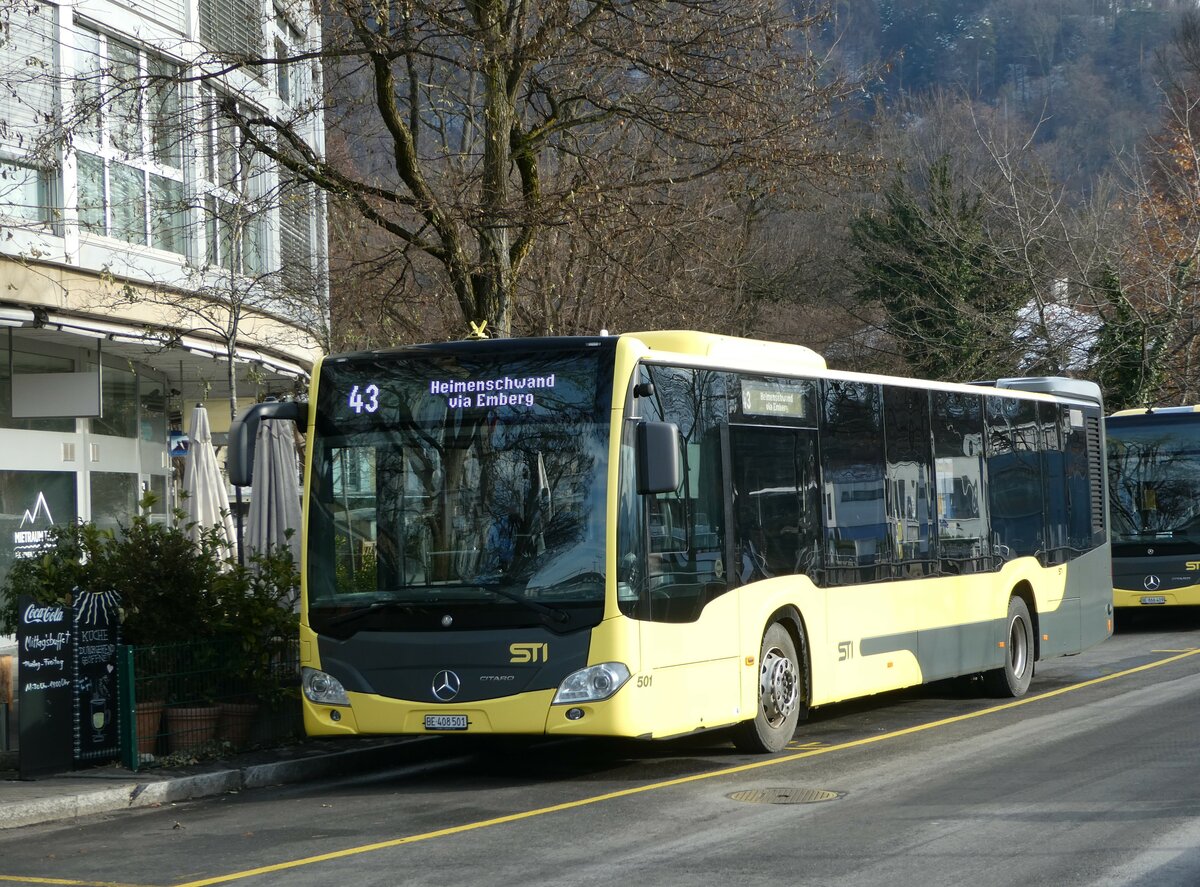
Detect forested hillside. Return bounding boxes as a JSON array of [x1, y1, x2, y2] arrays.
[[831, 0, 1180, 189], [320, 1, 1200, 409]]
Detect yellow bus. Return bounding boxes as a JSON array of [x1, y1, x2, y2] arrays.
[[1106, 406, 1200, 608], [229, 331, 1113, 753]]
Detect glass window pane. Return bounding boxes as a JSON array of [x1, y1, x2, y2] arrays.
[[92, 364, 138, 438], [820, 380, 887, 581], [147, 474, 169, 523], [90, 471, 139, 534], [109, 41, 142, 157], [932, 391, 987, 572], [150, 174, 184, 253], [0, 161, 57, 226], [148, 57, 182, 167], [77, 153, 105, 234], [74, 29, 103, 143], [986, 397, 1044, 559], [884, 386, 934, 568], [109, 162, 146, 244], [139, 374, 168, 444]]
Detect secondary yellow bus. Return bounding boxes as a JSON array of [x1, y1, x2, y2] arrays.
[[229, 331, 1113, 753], [1106, 406, 1200, 608]]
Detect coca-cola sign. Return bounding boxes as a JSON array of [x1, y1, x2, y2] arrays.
[[23, 603, 65, 624]]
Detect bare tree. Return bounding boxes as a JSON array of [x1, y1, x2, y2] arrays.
[[210, 0, 868, 339]]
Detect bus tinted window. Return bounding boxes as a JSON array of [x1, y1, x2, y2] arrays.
[[883, 385, 935, 574], [1041, 403, 1069, 564], [820, 380, 887, 582], [730, 425, 821, 582], [931, 391, 987, 573], [635, 365, 728, 622], [986, 396, 1044, 560]]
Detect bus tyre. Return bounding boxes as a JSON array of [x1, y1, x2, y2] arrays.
[[733, 623, 806, 754], [983, 596, 1035, 698]]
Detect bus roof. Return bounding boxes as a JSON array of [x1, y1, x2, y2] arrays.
[[625, 330, 827, 371], [1109, 405, 1200, 418]]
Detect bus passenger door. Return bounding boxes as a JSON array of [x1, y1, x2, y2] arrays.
[[632, 364, 742, 737]]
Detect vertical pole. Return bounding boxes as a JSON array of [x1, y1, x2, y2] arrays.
[[119, 645, 139, 772]]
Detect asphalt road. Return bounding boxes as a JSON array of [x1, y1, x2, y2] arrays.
[[4, 609, 1200, 887]]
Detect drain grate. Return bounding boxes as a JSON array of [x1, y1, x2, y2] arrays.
[[727, 787, 843, 805]]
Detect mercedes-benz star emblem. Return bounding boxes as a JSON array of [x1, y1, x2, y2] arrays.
[[1144, 575, 1162, 591], [432, 670, 461, 701]]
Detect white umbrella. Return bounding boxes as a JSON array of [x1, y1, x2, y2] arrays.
[[183, 404, 237, 563], [245, 414, 302, 573]]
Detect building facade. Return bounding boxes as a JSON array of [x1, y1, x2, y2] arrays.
[[0, 0, 327, 603]]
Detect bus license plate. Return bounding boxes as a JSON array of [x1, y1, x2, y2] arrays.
[[1140, 595, 1167, 605], [424, 715, 468, 731]]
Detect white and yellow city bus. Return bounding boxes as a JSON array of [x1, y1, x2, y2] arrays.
[[229, 331, 1113, 753], [1106, 406, 1200, 609]]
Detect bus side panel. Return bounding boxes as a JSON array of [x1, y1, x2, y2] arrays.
[[1070, 545, 1114, 650], [913, 574, 997, 682], [736, 578, 826, 711], [639, 591, 742, 738]]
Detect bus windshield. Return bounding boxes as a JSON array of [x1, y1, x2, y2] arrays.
[[1108, 416, 1200, 543], [307, 343, 614, 632]]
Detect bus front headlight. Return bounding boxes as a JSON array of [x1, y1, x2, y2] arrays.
[[553, 663, 631, 704], [302, 667, 350, 706]]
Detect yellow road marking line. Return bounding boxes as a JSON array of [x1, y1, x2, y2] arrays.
[[0, 877, 158, 887], [165, 648, 1200, 887]]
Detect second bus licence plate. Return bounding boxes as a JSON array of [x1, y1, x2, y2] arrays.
[[424, 714, 468, 731], [1140, 595, 1167, 605]]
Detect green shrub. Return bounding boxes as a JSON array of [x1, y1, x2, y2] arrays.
[[1, 496, 299, 700]]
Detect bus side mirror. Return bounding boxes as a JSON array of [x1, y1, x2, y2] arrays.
[[636, 421, 681, 494], [227, 400, 308, 487]]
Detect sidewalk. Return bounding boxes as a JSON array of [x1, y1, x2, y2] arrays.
[[0, 735, 433, 830]]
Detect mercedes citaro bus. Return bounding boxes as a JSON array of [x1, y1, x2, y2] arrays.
[[1106, 406, 1200, 609], [229, 331, 1113, 753]]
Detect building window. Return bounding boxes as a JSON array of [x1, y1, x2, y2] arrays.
[[73, 25, 185, 253], [200, 87, 270, 275], [0, 2, 60, 230], [0, 159, 59, 230]]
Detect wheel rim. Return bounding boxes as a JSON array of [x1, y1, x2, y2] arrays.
[[1008, 615, 1029, 677], [759, 646, 799, 727]]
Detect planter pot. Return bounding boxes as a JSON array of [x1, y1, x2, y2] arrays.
[[135, 700, 166, 756], [166, 705, 220, 754], [218, 701, 260, 747]]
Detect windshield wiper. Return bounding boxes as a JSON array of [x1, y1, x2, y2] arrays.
[[324, 600, 419, 627], [478, 586, 570, 624]]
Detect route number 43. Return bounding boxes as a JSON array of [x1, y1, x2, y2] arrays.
[[348, 384, 380, 414]]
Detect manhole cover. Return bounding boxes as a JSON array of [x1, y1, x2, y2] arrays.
[[727, 787, 843, 805]]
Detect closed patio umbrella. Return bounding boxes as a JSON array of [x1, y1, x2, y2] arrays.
[[183, 404, 237, 563], [245, 413, 302, 576]]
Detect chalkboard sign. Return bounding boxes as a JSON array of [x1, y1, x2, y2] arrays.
[[73, 590, 121, 763], [17, 595, 74, 779]]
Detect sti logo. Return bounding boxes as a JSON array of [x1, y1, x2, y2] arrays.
[[510, 642, 549, 664], [1187, 561, 1200, 571]]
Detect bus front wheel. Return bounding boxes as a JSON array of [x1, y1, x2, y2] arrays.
[[983, 596, 1035, 698], [733, 623, 807, 753]]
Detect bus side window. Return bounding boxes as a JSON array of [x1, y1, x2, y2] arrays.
[[883, 385, 935, 576], [638, 364, 729, 623], [986, 396, 1044, 561], [730, 426, 821, 582], [931, 391, 987, 574], [820, 380, 887, 584]]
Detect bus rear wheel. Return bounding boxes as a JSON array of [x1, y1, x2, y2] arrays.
[[983, 596, 1035, 698], [733, 623, 807, 753]]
